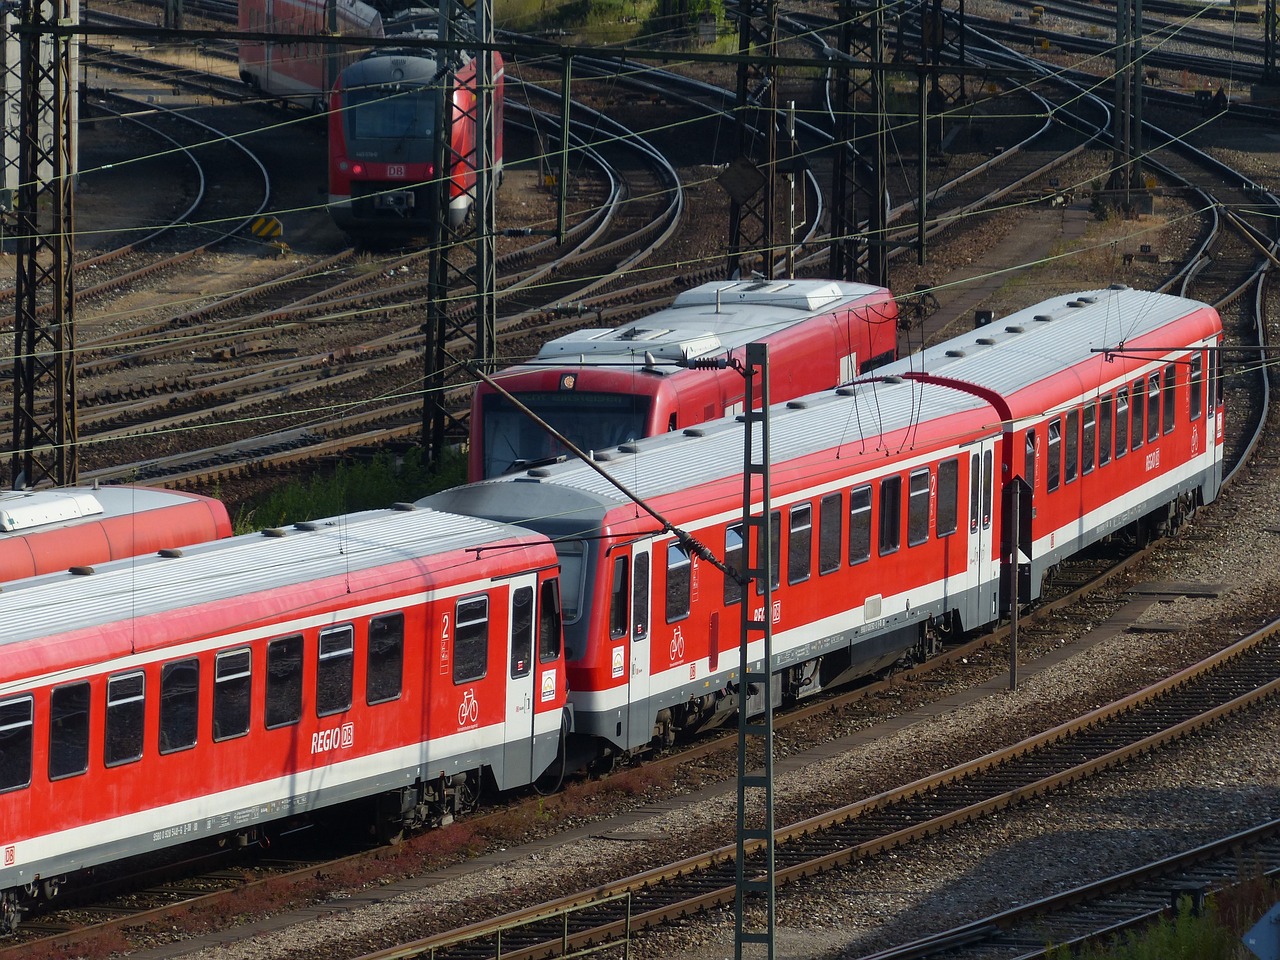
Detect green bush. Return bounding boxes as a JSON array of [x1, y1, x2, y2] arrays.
[[233, 448, 466, 533]]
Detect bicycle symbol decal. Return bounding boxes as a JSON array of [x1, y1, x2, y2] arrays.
[[457, 689, 479, 726], [669, 625, 685, 661]]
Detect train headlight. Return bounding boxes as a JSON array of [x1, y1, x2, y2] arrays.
[[352, 161, 366, 176]]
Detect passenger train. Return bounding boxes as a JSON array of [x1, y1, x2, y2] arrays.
[[469, 278, 900, 481], [329, 41, 504, 238], [0, 506, 565, 933], [0, 286, 1222, 931], [432, 285, 1223, 764]]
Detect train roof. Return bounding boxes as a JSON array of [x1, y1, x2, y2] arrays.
[[878, 285, 1219, 408], [428, 287, 1219, 527], [524, 279, 894, 373], [0, 506, 541, 664], [0, 485, 215, 535]]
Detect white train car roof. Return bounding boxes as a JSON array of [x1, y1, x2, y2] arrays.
[[524, 278, 893, 374], [879, 286, 1219, 414], [427, 287, 1217, 525], [0, 506, 543, 685], [0, 485, 206, 535]]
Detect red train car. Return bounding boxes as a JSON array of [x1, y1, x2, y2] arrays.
[[0, 485, 231, 583], [238, 0, 388, 109], [0, 505, 566, 932], [328, 43, 505, 239], [431, 286, 1223, 767], [469, 278, 900, 481]]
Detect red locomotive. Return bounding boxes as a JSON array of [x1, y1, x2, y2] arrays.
[[433, 286, 1223, 768], [0, 506, 566, 932], [0, 485, 231, 582], [468, 278, 900, 481]]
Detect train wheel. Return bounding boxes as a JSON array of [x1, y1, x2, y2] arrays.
[[375, 793, 406, 846], [1, 890, 18, 935], [587, 749, 616, 779]]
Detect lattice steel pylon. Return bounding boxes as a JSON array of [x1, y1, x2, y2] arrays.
[[422, 0, 497, 464], [828, 0, 888, 287], [725, 0, 778, 279], [11, 0, 77, 489], [1108, 0, 1143, 204]]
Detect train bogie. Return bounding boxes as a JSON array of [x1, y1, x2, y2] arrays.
[[469, 278, 900, 481]]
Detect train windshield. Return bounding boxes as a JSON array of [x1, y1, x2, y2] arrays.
[[344, 85, 437, 162], [481, 391, 651, 478]]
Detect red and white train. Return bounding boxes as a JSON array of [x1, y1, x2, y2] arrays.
[[434, 285, 1223, 765], [0, 485, 231, 582], [0, 506, 566, 932], [329, 42, 504, 239], [469, 278, 900, 481], [0, 286, 1222, 931]]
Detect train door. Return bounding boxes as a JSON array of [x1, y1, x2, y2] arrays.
[[605, 544, 652, 751], [502, 578, 539, 787], [967, 441, 1000, 626]]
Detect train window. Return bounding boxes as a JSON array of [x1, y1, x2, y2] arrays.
[[368, 613, 405, 704], [159, 658, 199, 754], [849, 485, 872, 564], [908, 469, 930, 547], [1148, 373, 1162, 443], [755, 511, 782, 595], [49, 682, 90, 780], [214, 648, 252, 741], [0, 696, 33, 792], [1099, 394, 1113, 467], [1064, 410, 1079, 484], [724, 524, 744, 605], [554, 541, 586, 625], [819, 493, 842, 574], [879, 476, 902, 555], [937, 458, 959, 536], [105, 672, 145, 767], [969, 455, 979, 533], [1082, 404, 1096, 475], [632, 554, 650, 640], [1132, 378, 1145, 450], [317, 625, 355, 715], [609, 557, 629, 640], [453, 598, 490, 684], [1215, 345, 1224, 408], [1190, 355, 1204, 421], [666, 542, 692, 622], [510, 588, 534, 679], [788, 503, 813, 584], [1023, 432, 1036, 493], [539, 578, 563, 662], [1162, 366, 1177, 435], [982, 450, 994, 530], [1047, 418, 1061, 492], [1115, 388, 1129, 458], [265, 635, 304, 729]]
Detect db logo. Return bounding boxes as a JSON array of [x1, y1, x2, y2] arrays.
[[3, 846, 13, 867]]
